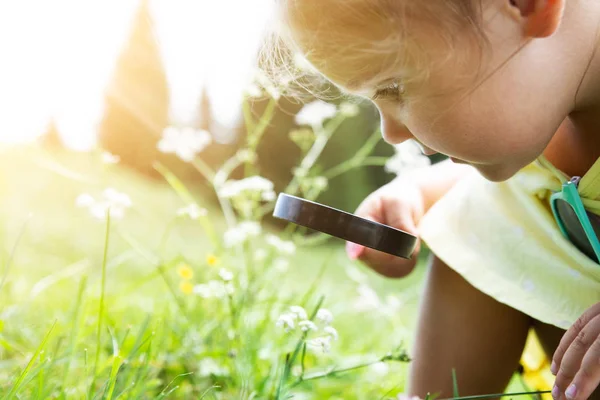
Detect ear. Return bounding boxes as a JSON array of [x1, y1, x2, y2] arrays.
[[509, 0, 565, 38]]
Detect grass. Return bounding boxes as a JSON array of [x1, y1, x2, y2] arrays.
[[0, 144, 426, 398]]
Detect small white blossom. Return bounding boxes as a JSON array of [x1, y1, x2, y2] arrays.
[[176, 204, 207, 220], [199, 357, 228, 377], [236, 149, 257, 163], [258, 346, 272, 360], [223, 222, 261, 248], [273, 258, 290, 272], [385, 139, 431, 175], [289, 306, 308, 321], [276, 313, 296, 332], [262, 191, 276, 202], [339, 102, 360, 117], [76, 188, 132, 220], [254, 248, 268, 262], [397, 394, 422, 400], [219, 176, 275, 202], [101, 152, 120, 164], [316, 309, 334, 325], [369, 362, 389, 376], [295, 100, 337, 127], [75, 193, 95, 208], [266, 234, 296, 255], [219, 268, 234, 282], [193, 280, 231, 298], [157, 126, 212, 162], [307, 336, 332, 353], [312, 176, 328, 191], [324, 326, 338, 341], [299, 320, 318, 332]]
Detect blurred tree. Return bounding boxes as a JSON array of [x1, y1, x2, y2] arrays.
[[97, 0, 237, 187], [97, 0, 169, 177], [39, 120, 65, 150]]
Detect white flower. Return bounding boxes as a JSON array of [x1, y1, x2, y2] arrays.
[[385, 139, 431, 175], [295, 100, 337, 127], [276, 314, 296, 332], [101, 152, 120, 164], [75, 193, 95, 208], [254, 248, 268, 262], [339, 102, 360, 117], [369, 362, 389, 376], [299, 320, 318, 332], [266, 234, 296, 255], [219, 268, 234, 282], [316, 309, 334, 325], [199, 357, 228, 377], [397, 394, 422, 400], [157, 126, 212, 162], [223, 222, 262, 248], [219, 176, 275, 202], [323, 326, 338, 341], [312, 176, 328, 191], [307, 336, 332, 353], [258, 346, 272, 360], [75, 188, 132, 220], [289, 306, 308, 321], [193, 283, 212, 298], [262, 191, 276, 202], [177, 204, 207, 220], [193, 280, 231, 298], [273, 258, 290, 272]]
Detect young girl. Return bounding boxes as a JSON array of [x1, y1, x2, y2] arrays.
[[274, 1, 600, 399]]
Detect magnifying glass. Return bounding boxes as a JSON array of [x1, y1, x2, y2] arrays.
[[273, 193, 417, 259]]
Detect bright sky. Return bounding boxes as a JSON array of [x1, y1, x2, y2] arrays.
[[0, 0, 271, 150]]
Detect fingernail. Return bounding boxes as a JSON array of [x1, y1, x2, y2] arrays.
[[566, 384, 577, 399], [346, 242, 364, 260], [552, 385, 560, 400], [551, 361, 558, 375]]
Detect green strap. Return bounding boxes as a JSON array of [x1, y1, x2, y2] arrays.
[[537, 155, 600, 214]]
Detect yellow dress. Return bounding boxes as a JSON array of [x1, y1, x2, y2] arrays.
[[418, 155, 600, 395]]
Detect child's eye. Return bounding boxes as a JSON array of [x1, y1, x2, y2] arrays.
[[372, 81, 405, 101]]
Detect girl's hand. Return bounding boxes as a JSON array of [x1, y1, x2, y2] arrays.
[[345, 177, 425, 278], [552, 302, 600, 400]]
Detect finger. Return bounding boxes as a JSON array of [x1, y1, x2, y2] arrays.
[[554, 314, 600, 397], [553, 303, 600, 375], [561, 334, 600, 400]]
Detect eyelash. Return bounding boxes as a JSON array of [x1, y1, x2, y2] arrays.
[[372, 81, 405, 101]]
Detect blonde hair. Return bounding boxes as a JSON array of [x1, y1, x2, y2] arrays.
[[260, 0, 487, 100]]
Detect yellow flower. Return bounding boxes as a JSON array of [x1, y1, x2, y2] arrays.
[[206, 254, 219, 266], [521, 330, 554, 400], [179, 280, 193, 295], [177, 264, 194, 280]]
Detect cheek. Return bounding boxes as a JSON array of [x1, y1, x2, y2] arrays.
[[406, 96, 546, 166]]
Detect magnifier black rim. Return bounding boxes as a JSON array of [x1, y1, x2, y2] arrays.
[[273, 193, 417, 258]]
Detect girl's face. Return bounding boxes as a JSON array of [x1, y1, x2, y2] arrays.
[[284, 0, 579, 181]]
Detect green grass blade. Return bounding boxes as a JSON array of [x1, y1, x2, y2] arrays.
[[153, 161, 218, 247], [61, 276, 88, 391], [6, 321, 56, 399], [452, 369, 459, 398], [89, 209, 111, 398]]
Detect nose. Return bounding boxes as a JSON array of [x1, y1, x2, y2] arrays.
[[379, 113, 413, 145]]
